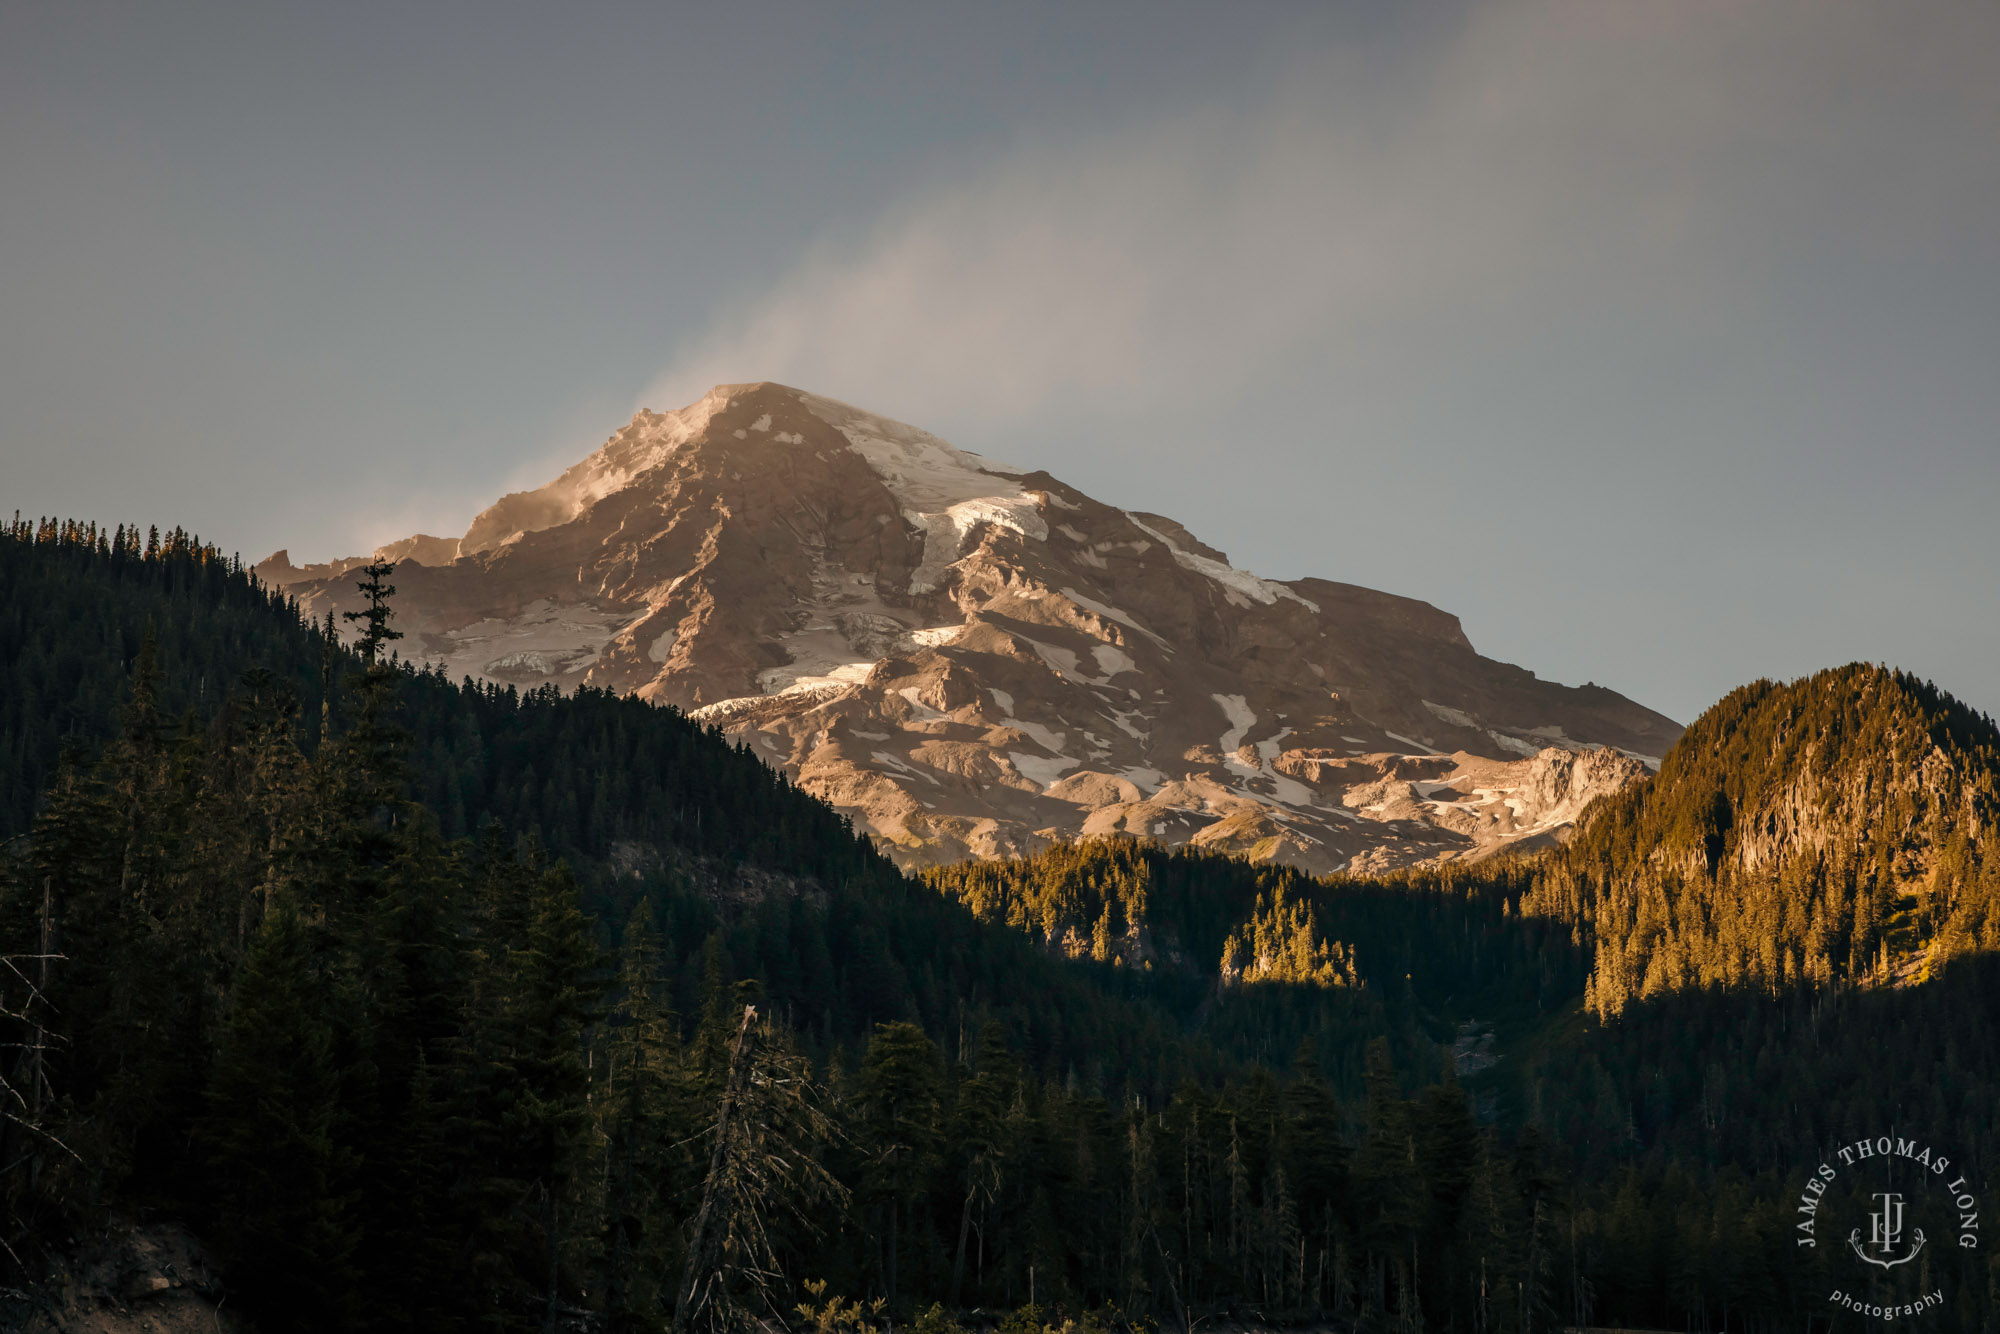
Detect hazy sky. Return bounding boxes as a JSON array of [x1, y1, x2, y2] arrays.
[[4, 0, 1996, 724]]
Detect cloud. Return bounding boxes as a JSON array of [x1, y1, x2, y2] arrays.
[[641, 0, 1999, 434]]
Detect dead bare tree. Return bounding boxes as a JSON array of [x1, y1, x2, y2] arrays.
[[0, 875, 77, 1273], [674, 1004, 847, 1334]]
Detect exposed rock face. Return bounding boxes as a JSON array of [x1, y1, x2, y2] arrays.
[[260, 382, 1679, 873]]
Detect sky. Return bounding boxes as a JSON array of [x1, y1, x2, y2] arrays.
[[3, 0, 1996, 725]]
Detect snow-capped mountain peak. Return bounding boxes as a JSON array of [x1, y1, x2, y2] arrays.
[[260, 381, 1678, 872]]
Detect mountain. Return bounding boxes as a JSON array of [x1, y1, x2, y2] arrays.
[[260, 382, 1679, 873], [1521, 663, 2000, 1013]]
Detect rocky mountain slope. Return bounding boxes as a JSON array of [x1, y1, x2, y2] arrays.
[[260, 382, 1679, 872]]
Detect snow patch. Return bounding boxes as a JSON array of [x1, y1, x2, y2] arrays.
[[1422, 700, 1478, 729], [648, 629, 678, 662], [1055, 586, 1171, 650], [1121, 766, 1166, 794], [1010, 751, 1080, 789], [1486, 730, 1542, 758], [798, 391, 1047, 594], [770, 663, 873, 695], [1251, 727, 1318, 807], [1517, 724, 1594, 754], [1264, 774, 1319, 807], [427, 599, 631, 684], [905, 499, 1049, 594], [1213, 694, 1257, 754], [1007, 717, 1070, 756], [896, 686, 947, 721], [690, 684, 846, 722], [903, 624, 964, 649], [1024, 637, 1085, 684], [1107, 708, 1147, 740], [1091, 644, 1137, 678], [1127, 517, 1319, 613], [486, 650, 586, 676], [756, 620, 880, 693], [872, 750, 942, 786], [749, 413, 772, 432]]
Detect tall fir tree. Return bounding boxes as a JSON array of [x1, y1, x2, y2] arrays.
[[202, 892, 360, 1331]]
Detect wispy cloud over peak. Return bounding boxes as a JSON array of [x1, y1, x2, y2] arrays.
[[642, 0, 1998, 438]]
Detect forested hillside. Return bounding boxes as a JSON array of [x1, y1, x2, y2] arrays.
[[0, 521, 1231, 1081], [0, 515, 880, 884], [0, 521, 1577, 1332], [3, 519, 1998, 1334], [1520, 664, 2000, 1014], [925, 842, 1585, 1089]]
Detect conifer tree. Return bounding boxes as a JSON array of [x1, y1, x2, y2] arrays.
[[202, 892, 359, 1331], [946, 1024, 1015, 1307], [597, 909, 687, 1333], [324, 560, 412, 911], [454, 845, 603, 1331], [859, 1021, 945, 1310], [351, 814, 472, 1331]]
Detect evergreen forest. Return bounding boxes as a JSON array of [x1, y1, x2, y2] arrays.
[[3, 518, 1997, 1333]]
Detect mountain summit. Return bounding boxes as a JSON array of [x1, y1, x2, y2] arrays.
[[260, 382, 1679, 871]]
